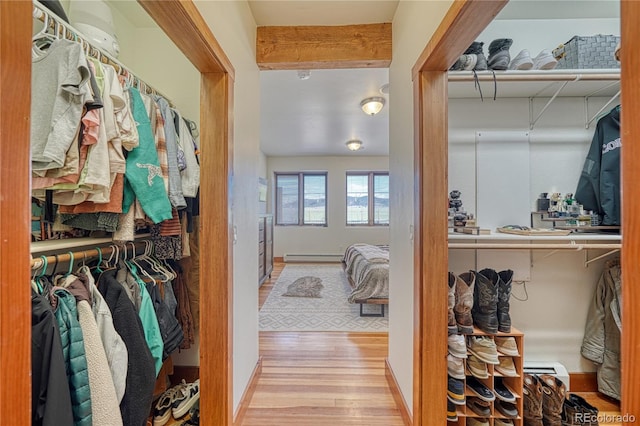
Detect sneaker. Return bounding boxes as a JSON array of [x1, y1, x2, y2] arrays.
[[467, 417, 490, 426], [563, 393, 599, 425], [450, 54, 478, 71], [508, 49, 534, 70], [495, 419, 514, 426], [533, 49, 558, 70], [467, 354, 489, 379], [173, 379, 200, 419], [494, 377, 516, 402], [181, 404, 200, 425], [468, 336, 499, 364], [495, 400, 519, 418], [447, 354, 465, 380], [495, 336, 519, 356], [467, 396, 491, 417], [465, 41, 488, 71], [495, 356, 517, 377], [448, 334, 467, 358], [487, 38, 513, 70], [447, 399, 458, 421], [466, 376, 495, 402], [154, 381, 188, 426], [447, 375, 466, 405]]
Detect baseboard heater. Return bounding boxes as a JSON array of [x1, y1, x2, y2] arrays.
[[283, 253, 343, 263], [523, 361, 570, 390]]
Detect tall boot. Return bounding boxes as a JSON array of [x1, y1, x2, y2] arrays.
[[497, 269, 513, 333], [473, 269, 499, 334], [539, 374, 566, 426], [454, 271, 475, 334], [465, 41, 488, 71], [448, 272, 457, 335], [523, 374, 544, 426], [488, 38, 513, 70]]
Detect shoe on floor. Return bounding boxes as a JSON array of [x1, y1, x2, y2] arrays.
[[494, 377, 516, 402], [467, 417, 490, 426], [467, 396, 491, 417], [447, 354, 465, 380], [468, 336, 499, 364], [173, 379, 200, 419], [154, 380, 189, 426], [562, 393, 599, 425], [467, 354, 489, 379], [523, 374, 544, 426], [466, 376, 495, 402], [509, 49, 534, 70], [540, 374, 567, 426], [495, 399, 519, 418], [533, 49, 558, 70], [447, 375, 466, 405], [448, 334, 467, 358], [447, 399, 458, 422], [495, 356, 517, 377], [495, 336, 519, 356]]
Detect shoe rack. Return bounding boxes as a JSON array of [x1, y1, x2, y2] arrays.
[[449, 327, 524, 426]]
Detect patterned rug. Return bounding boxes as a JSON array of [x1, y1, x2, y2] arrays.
[[259, 264, 388, 332]]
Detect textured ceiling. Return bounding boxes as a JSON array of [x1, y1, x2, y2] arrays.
[[248, 1, 398, 26]]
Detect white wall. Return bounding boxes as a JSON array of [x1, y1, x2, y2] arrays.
[[259, 150, 268, 214], [388, 0, 454, 414], [267, 155, 389, 257], [194, 0, 262, 412]]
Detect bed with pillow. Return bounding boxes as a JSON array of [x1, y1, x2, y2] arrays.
[[342, 243, 389, 316]]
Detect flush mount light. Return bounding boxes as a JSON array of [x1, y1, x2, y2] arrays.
[[346, 139, 363, 151], [297, 70, 311, 80], [360, 96, 386, 115]]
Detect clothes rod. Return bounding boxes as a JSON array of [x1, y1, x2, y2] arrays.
[[448, 71, 620, 83], [32, 0, 173, 104], [30, 241, 148, 269], [448, 243, 621, 250]]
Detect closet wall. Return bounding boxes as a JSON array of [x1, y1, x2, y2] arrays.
[[448, 12, 620, 374]]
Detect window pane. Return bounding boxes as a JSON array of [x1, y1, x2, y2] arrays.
[[276, 175, 299, 224], [347, 174, 368, 225], [303, 175, 326, 225], [374, 174, 389, 225]]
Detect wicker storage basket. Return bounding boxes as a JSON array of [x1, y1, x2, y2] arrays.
[[552, 34, 620, 69]]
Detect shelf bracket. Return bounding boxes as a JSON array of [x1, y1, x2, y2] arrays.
[[529, 80, 573, 130], [585, 89, 621, 129], [585, 248, 620, 267]]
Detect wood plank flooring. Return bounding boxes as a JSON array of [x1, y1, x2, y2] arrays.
[[245, 261, 621, 425], [240, 262, 404, 425]]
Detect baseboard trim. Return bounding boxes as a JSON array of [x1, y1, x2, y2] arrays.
[[569, 372, 598, 392], [233, 356, 263, 425], [385, 358, 412, 426], [274, 256, 284, 263]]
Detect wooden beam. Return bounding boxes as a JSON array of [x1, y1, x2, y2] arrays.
[[137, 0, 235, 78], [0, 1, 32, 423], [621, 0, 640, 420], [199, 71, 234, 425], [256, 23, 392, 70], [413, 71, 449, 425], [412, 0, 508, 76]]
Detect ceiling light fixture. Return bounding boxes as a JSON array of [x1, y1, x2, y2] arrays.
[[297, 70, 311, 80], [346, 139, 363, 151], [360, 96, 386, 115]]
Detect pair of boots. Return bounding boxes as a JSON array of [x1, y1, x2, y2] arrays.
[[523, 374, 567, 426], [473, 268, 513, 334], [450, 39, 513, 71]]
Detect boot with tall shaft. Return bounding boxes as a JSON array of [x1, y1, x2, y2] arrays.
[[473, 268, 499, 334]]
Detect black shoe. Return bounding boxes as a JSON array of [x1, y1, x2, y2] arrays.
[[495, 400, 518, 418], [473, 269, 499, 334], [494, 377, 516, 402], [465, 41, 488, 71], [487, 38, 513, 70], [447, 399, 458, 422], [467, 396, 491, 416], [466, 376, 495, 402], [497, 270, 513, 333]]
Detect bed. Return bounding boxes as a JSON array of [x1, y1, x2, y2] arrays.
[[342, 243, 389, 316]]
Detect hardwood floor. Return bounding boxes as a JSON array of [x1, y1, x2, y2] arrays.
[[241, 262, 405, 425], [247, 262, 621, 425]]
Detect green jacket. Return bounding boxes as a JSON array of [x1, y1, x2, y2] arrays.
[[54, 289, 92, 426]]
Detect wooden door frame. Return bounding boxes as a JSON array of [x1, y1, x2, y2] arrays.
[[412, 0, 639, 423], [1, 1, 236, 424]]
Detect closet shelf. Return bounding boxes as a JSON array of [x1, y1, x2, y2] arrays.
[[449, 232, 620, 250], [30, 233, 150, 255], [448, 69, 620, 99]]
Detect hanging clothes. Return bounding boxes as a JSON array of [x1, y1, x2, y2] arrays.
[[581, 258, 621, 400], [575, 106, 621, 226], [32, 290, 74, 426]]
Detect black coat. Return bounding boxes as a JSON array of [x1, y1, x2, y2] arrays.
[[95, 269, 156, 426], [32, 290, 74, 426]]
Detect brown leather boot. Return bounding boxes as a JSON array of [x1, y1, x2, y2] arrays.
[[539, 374, 566, 426], [454, 271, 475, 334], [523, 374, 544, 426], [473, 269, 499, 334], [448, 272, 457, 334]]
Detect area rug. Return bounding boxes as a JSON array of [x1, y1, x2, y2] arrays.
[[259, 264, 388, 332]]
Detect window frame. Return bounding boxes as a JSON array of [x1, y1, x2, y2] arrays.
[[345, 171, 389, 226], [274, 171, 328, 226]]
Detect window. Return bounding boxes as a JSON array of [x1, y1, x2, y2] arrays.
[[275, 172, 327, 226], [346, 172, 389, 226]]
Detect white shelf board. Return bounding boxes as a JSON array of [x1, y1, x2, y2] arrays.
[[448, 69, 620, 99], [30, 233, 151, 255], [448, 232, 621, 242]]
